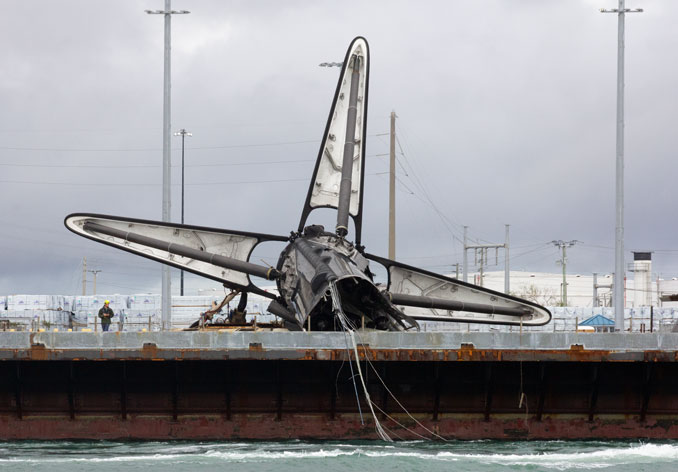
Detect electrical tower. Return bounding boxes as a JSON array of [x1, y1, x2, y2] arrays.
[[463, 225, 510, 292], [552, 240, 579, 306]]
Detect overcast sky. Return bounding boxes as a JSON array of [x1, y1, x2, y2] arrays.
[[1, 0, 676, 297]]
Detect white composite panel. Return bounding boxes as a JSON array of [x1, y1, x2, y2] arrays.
[[308, 38, 367, 217], [389, 266, 551, 326], [66, 215, 259, 287]]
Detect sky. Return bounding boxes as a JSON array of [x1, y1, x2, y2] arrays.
[[1, 0, 677, 297]]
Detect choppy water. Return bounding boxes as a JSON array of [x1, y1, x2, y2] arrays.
[[0, 440, 676, 471]]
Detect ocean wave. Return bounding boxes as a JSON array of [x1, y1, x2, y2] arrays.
[[0, 442, 676, 468], [426, 443, 678, 470], [0, 453, 199, 464]]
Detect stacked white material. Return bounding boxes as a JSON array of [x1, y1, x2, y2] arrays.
[[0, 309, 72, 330], [62, 296, 75, 313], [3, 295, 74, 330], [125, 294, 161, 331], [6, 295, 27, 310], [171, 295, 218, 329], [7, 295, 67, 311]]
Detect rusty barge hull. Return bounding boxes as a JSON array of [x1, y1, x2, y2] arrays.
[[1, 331, 678, 440]]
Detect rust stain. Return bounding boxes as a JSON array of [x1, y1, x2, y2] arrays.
[[141, 342, 164, 361], [29, 344, 48, 361], [2, 345, 676, 363]]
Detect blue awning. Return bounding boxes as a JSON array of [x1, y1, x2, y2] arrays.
[[579, 314, 615, 326]]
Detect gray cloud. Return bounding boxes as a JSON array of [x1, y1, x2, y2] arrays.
[[1, 0, 676, 296]]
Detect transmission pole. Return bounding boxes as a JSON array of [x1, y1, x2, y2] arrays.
[[600, 1, 643, 331], [504, 224, 510, 294], [88, 270, 102, 296], [552, 240, 579, 306], [463, 226, 510, 292], [146, 1, 190, 330], [463, 226, 468, 282], [388, 111, 396, 260], [82, 257, 87, 296], [451, 263, 460, 279]]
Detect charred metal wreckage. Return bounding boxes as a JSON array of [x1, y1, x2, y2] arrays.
[[65, 37, 551, 332]]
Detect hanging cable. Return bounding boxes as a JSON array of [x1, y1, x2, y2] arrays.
[[326, 284, 447, 441], [329, 281, 391, 441]]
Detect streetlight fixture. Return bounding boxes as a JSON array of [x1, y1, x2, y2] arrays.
[[600, 1, 643, 331], [173, 128, 192, 296]]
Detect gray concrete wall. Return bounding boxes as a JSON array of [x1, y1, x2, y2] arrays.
[[2, 331, 677, 352]]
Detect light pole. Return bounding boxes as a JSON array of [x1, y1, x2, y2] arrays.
[[552, 240, 579, 306], [600, 1, 643, 331], [173, 128, 192, 296], [145, 1, 190, 330]]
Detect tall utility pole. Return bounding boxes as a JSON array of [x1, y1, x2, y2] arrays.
[[173, 128, 192, 296], [388, 111, 396, 260], [552, 240, 579, 306], [82, 257, 87, 296], [451, 263, 460, 279], [146, 2, 190, 330], [88, 269, 102, 295], [600, 1, 643, 331], [463, 226, 468, 282], [504, 224, 510, 294]]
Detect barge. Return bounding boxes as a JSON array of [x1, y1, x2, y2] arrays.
[[1, 331, 677, 440]]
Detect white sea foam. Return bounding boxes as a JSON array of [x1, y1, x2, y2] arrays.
[[425, 443, 678, 470], [0, 442, 676, 468], [203, 448, 361, 460], [197, 442, 678, 468], [0, 453, 196, 464]]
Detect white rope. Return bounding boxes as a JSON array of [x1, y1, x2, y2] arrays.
[[329, 281, 392, 442], [370, 401, 430, 441], [328, 280, 449, 441], [348, 329, 392, 442], [352, 328, 448, 442]]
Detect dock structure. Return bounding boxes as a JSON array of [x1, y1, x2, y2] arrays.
[[1, 331, 677, 440]]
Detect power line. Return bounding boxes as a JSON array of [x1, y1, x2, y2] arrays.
[[0, 138, 319, 152], [0, 171, 389, 187], [393, 133, 463, 242], [0, 158, 314, 169], [0, 177, 308, 187], [0, 132, 389, 153]]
